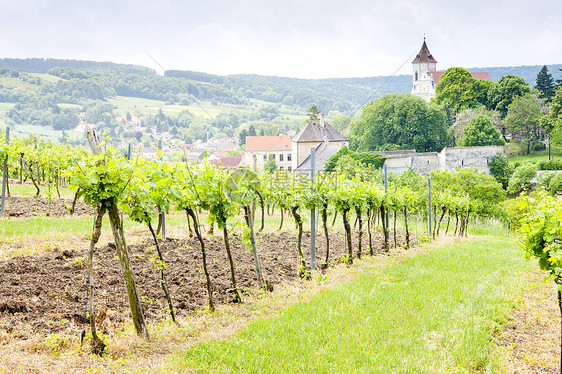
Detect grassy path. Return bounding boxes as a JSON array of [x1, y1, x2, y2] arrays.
[[175, 235, 531, 373]]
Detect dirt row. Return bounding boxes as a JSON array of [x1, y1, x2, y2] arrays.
[[2, 195, 93, 217], [0, 228, 403, 338]]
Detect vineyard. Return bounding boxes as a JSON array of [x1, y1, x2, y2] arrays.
[[4, 129, 553, 372]]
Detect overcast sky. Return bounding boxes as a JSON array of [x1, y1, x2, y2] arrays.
[[1, 0, 561, 79]]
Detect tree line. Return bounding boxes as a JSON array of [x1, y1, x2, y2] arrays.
[[349, 66, 562, 156]]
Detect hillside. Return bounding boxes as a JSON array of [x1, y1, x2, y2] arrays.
[[0, 58, 560, 148], [1, 59, 560, 113]]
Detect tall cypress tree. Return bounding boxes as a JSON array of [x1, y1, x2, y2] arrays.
[[536, 65, 556, 102]]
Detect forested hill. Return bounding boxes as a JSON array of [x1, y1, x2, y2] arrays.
[[469, 64, 562, 84], [0, 58, 560, 113], [0, 58, 156, 76]]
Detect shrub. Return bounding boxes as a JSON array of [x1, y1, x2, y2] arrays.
[[507, 162, 538, 195], [549, 173, 562, 196], [533, 142, 546, 151], [325, 146, 386, 172], [502, 190, 543, 230], [537, 159, 562, 170]]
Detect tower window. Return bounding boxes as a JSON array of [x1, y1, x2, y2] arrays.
[[415, 72, 418, 81]]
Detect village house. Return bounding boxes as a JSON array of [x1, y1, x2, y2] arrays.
[[292, 114, 349, 174], [245, 135, 293, 170], [211, 153, 244, 169], [115, 115, 141, 126]]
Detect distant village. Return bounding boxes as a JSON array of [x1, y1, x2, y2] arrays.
[[75, 39, 502, 176]]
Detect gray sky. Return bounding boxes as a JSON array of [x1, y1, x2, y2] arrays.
[[1, 0, 561, 79]]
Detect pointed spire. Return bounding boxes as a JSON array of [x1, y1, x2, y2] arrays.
[[412, 39, 437, 64]]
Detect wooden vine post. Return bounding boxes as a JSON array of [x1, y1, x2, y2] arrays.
[[86, 130, 149, 338]]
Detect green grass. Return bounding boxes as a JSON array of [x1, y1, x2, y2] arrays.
[[0, 215, 101, 242], [10, 124, 84, 142], [0, 212, 191, 243], [176, 233, 529, 373], [108, 95, 307, 121], [508, 148, 562, 164], [7, 181, 75, 199], [29, 73, 62, 83]]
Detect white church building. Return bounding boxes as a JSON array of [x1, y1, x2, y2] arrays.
[[411, 39, 491, 101]]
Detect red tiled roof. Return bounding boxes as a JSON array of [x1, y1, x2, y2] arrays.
[[212, 154, 244, 169], [246, 135, 292, 151], [470, 72, 491, 81], [430, 71, 491, 85], [214, 150, 231, 158]]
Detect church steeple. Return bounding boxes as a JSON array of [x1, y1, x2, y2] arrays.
[[411, 38, 438, 101], [412, 38, 437, 64]]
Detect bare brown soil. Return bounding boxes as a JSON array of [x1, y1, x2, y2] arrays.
[[0, 226, 400, 339], [2, 195, 93, 217]]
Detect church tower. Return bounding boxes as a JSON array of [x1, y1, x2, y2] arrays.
[[411, 38, 437, 101]]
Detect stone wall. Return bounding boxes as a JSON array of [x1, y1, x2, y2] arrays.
[[439, 146, 504, 174], [383, 145, 505, 175]]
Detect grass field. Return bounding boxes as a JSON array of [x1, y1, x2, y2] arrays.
[[108, 95, 307, 121], [29, 73, 62, 83], [508, 148, 562, 164], [0, 102, 14, 115], [8, 123, 84, 142], [176, 232, 530, 373]]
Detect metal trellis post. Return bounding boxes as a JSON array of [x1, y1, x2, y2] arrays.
[[428, 177, 432, 238], [1, 128, 9, 217], [310, 148, 316, 270]]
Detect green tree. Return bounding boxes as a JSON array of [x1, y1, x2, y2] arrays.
[[504, 93, 548, 154], [549, 173, 562, 196], [430, 167, 506, 217], [330, 115, 352, 132], [434, 67, 478, 112], [535, 65, 556, 102], [473, 78, 495, 107], [488, 152, 513, 189], [349, 94, 449, 152], [487, 75, 531, 117], [263, 154, 277, 173], [460, 115, 504, 146], [547, 88, 562, 146], [248, 124, 257, 137], [307, 105, 320, 121], [238, 128, 248, 145], [451, 107, 503, 145]]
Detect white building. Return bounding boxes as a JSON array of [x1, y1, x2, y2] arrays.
[[245, 135, 293, 171], [411, 38, 438, 101], [411, 38, 491, 101]]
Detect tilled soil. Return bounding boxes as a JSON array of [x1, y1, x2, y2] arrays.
[[2, 195, 93, 217], [0, 229, 399, 338]]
